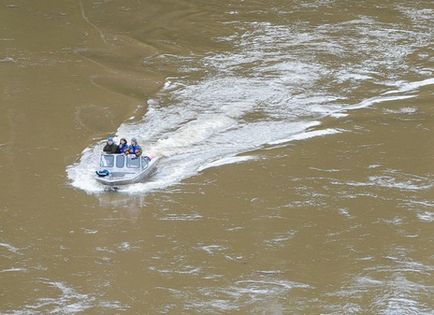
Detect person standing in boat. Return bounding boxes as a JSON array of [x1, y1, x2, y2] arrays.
[[127, 138, 142, 157], [117, 138, 129, 154], [103, 136, 118, 154]]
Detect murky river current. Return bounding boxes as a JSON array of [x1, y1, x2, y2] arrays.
[[1, 0, 434, 314]]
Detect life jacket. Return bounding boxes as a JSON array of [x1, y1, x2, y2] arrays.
[[128, 144, 142, 156]]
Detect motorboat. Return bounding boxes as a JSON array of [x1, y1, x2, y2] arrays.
[[95, 154, 159, 186]]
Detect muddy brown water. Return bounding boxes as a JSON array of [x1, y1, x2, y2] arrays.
[[1, 1, 433, 314]]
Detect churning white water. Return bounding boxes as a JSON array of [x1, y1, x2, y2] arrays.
[[67, 19, 434, 194]]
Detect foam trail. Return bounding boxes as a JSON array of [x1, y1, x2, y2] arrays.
[[347, 95, 415, 111], [67, 20, 432, 195], [383, 77, 434, 95], [198, 156, 257, 172], [268, 128, 341, 145], [346, 76, 434, 111], [0, 242, 20, 254]]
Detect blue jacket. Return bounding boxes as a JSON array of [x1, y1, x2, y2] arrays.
[[118, 143, 129, 154], [128, 144, 142, 156]]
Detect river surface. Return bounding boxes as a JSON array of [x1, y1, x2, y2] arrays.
[[1, 0, 434, 314]]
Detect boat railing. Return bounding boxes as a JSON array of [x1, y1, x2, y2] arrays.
[[100, 153, 148, 170]]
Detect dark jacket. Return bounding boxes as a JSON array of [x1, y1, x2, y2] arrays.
[[103, 143, 118, 154]]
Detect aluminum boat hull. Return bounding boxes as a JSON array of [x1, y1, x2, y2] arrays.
[[95, 156, 159, 186]]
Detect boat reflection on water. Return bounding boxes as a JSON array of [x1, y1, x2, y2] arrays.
[[96, 192, 147, 219]]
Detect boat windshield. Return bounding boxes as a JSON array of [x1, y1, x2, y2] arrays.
[[126, 155, 140, 168], [100, 155, 114, 167], [116, 155, 125, 168]]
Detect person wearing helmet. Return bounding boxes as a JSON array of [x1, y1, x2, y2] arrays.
[[118, 138, 129, 154], [103, 136, 118, 154], [128, 138, 142, 157]]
